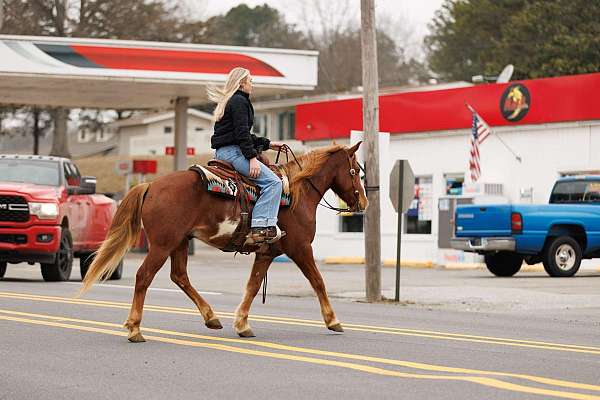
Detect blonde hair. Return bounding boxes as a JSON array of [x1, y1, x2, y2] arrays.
[[207, 67, 250, 121]]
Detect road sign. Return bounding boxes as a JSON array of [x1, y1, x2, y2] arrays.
[[389, 160, 414, 213], [389, 159, 414, 303], [115, 160, 132, 176], [133, 160, 157, 174]]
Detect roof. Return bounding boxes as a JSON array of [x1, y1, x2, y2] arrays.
[[112, 108, 213, 128], [0, 154, 69, 162], [295, 72, 600, 141], [0, 35, 318, 109], [557, 176, 600, 182], [253, 82, 473, 111]]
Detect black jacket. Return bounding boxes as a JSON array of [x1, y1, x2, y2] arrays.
[[211, 90, 270, 159]]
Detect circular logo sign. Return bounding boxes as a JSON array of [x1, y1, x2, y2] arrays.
[[500, 84, 530, 122]]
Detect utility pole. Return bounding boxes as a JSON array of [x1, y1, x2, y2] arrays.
[[361, 0, 381, 302]]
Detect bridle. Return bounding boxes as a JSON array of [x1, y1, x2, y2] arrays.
[[276, 144, 365, 214]]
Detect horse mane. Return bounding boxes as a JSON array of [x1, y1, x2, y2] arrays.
[[282, 144, 346, 209]]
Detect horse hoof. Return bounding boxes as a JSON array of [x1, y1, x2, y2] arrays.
[[328, 323, 344, 333], [205, 318, 223, 330], [128, 332, 146, 343], [238, 329, 255, 338]]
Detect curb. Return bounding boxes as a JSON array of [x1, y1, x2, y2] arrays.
[[443, 263, 483, 270], [323, 257, 434, 269]]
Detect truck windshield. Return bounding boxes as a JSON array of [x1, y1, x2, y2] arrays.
[[0, 159, 60, 186], [550, 180, 600, 203]]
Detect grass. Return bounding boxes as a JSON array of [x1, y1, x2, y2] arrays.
[[76, 154, 213, 196]]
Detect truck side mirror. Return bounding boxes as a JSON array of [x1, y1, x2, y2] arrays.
[[78, 176, 97, 195]]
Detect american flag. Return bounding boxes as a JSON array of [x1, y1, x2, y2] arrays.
[[467, 104, 492, 181]]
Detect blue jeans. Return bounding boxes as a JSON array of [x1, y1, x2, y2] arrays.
[[215, 145, 282, 228]]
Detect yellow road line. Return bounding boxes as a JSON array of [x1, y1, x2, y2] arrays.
[[1, 309, 598, 400], [1, 291, 599, 356], [1, 308, 599, 393]]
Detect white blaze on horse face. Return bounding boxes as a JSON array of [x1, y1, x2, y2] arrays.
[[210, 218, 240, 239]]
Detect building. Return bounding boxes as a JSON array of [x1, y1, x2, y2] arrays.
[[112, 109, 214, 156], [293, 72, 600, 265]]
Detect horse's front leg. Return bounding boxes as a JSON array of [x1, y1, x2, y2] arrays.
[[288, 244, 342, 332], [233, 253, 273, 337]]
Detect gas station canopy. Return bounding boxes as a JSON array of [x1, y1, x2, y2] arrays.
[[0, 35, 318, 109]]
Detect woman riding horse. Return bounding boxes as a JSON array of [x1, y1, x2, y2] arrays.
[[208, 67, 286, 244]]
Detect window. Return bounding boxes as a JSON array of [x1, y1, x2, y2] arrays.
[[550, 180, 600, 203], [254, 114, 268, 137], [164, 126, 172, 134], [340, 214, 363, 232], [339, 197, 363, 232], [406, 176, 433, 234], [444, 173, 464, 195], [277, 111, 295, 140]]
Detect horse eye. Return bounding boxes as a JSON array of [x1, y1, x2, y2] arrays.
[[350, 169, 356, 176]]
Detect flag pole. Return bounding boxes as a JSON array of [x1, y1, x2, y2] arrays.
[[464, 102, 522, 163]]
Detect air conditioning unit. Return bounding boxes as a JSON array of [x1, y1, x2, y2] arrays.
[[462, 182, 503, 196]]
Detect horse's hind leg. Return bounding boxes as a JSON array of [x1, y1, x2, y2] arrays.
[[233, 253, 273, 337], [124, 247, 169, 342], [170, 239, 221, 330], [287, 244, 342, 332]]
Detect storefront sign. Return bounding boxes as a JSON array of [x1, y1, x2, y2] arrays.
[[500, 83, 530, 122]]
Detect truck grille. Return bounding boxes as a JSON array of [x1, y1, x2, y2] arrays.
[[0, 195, 29, 222], [0, 234, 27, 244]]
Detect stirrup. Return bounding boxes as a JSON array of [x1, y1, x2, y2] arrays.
[[266, 226, 286, 244]]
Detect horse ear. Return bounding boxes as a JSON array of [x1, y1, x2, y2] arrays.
[[348, 141, 362, 155]]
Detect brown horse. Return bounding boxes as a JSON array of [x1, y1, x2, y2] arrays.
[[79, 142, 368, 342]]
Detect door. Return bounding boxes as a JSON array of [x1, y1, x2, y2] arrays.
[[438, 197, 473, 249]]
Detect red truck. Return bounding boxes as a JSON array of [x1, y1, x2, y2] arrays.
[[0, 154, 122, 281]]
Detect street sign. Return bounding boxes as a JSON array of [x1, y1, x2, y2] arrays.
[[133, 160, 157, 174], [115, 160, 132, 176], [389, 159, 415, 213]]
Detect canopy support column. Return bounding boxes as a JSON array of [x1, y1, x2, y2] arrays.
[[174, 96, 189, 171]]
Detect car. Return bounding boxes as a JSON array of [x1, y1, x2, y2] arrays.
[[451, 176, 600, 277], [0, 154, 122, 281]]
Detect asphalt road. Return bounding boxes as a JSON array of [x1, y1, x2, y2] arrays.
[[1, 247, 600, 400]]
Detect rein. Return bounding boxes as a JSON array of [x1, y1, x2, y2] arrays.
[[276, 144, 362, 214]]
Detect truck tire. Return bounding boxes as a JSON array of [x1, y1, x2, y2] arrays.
[[41, 228, 73, 282], [80, 253, 123, 281], [0, 262, 6, 279], [543, 236, 581, 277], [484, 252, 523, 277], [109, 259, 123, 280]]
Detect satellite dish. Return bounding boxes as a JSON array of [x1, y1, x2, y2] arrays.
[[496, 64, 514, 83]]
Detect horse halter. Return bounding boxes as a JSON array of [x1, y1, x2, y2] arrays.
[[277, 145, 364, 214]]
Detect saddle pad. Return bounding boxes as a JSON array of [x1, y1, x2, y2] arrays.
[[189, 164, 292, 207]]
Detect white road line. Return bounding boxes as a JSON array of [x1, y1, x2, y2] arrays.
[[64, 282, 222, 295]]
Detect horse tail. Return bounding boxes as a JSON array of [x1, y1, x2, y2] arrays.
[[79, 183, 150, 296]]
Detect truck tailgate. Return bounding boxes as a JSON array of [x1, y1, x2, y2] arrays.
[[455, 205, 512, 237]]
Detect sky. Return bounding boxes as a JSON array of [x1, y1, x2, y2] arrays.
[[186, 0, 446, 59]]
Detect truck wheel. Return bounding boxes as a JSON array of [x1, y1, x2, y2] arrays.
[[109, 259, 123, 280], [0, 262, 6, 279], [80, 253, 123, 281], [484, 252, 523, 277], [543, 236, 581, 277], [80, 252, 94, 280], [41, 228, 73, 282]]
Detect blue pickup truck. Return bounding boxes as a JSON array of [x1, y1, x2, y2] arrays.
[[451, 176, 600, 277]]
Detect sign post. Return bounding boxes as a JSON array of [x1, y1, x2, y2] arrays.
[[389, 160, 414, 302]]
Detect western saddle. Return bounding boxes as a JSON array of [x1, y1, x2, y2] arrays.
[[204, 154, 281, 254]]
